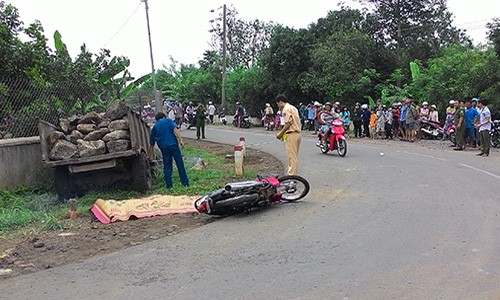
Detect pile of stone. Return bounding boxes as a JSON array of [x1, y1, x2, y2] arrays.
[[47, 100, 133, 160]]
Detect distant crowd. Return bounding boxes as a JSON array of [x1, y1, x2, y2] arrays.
[[141, 97, 495, 157]]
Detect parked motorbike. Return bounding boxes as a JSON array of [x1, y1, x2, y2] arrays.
[[446, 124, 456, 145], [317, 119, 347, 157], [490, 120, 500, 148], [233, 115, 252, 128], [183, 113, 195, 129], [194, 175, 310, 216], [264, 114, 275, 130], [219, 111, 227, 125], [420, 119, 444, 140]]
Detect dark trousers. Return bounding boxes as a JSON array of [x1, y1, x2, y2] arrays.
[[385, 123, 393, 139], [196, 120, 205, 139], [479, 130, 491, 155], [161, 145, 189, 189], [308, 119, 315, 131], [455, 128, 465, 148], [363, 121, 370, 137], [353, 120, 362, 137]]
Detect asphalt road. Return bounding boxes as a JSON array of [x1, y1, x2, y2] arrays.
[[1, 126, 499, 300]]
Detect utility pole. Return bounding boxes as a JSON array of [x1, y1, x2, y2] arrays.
[[221, 4, 227, 109], [142, 0, 161, 112]]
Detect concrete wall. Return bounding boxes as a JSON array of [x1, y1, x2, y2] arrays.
[[0, 137, 49, 189]]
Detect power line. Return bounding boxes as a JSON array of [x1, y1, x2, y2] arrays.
[[103, 3, 142, 48]]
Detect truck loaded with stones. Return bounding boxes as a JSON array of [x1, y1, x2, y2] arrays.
[[38, 100, 153, 198]]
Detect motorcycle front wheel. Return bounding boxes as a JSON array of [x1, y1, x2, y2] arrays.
[[337, 139, 347, 157], [277, 175, 310, 201], [320, 142, 329, 154]]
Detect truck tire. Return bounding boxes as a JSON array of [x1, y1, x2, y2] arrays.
[[54, 167, 78, 200], [131, 152, 153, 193]]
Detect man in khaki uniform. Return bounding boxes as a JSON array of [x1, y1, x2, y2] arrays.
[[275, 94, 302, 175]]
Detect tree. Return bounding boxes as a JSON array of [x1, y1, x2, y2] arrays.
[[357, 0, 470, 68], [487, 18, 500, 57], [0, 2, 136, 137], [304, 30, 376, 104], [259, 26, 314, 102], [209, 5, 275, 69]]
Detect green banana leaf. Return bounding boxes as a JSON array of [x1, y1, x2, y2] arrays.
[[409, 61, 420, 82], [120, 73, 152, 99], [366, 95, 376, 108], [53, 31, 68, 54]]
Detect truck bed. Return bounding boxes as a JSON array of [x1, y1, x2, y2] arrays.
[[38, 109, 151, 168]]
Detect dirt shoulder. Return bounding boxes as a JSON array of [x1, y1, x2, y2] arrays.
[[0, 138, 283, 279]]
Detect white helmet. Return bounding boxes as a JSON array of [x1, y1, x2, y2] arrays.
[[209, 101, 212, 104], [422, 101, 428, 106], [449, 100, 455, 105]]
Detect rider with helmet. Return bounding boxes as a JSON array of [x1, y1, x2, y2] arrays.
[[420, 101, 430, 121], [317, 102, 335, 146]]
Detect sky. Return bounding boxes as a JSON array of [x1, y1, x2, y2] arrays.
[[11, 0, 500, 78]]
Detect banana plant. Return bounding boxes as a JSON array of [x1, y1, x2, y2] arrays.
[[120, 73, 151, 99]]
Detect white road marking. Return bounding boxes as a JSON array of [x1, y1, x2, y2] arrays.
[[459, 163, 500, 180]]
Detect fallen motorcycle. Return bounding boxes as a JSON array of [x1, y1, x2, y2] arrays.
[[194, 175, 310, 216]]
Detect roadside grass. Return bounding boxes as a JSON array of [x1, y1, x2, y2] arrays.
[[0, 144, 258, 237]]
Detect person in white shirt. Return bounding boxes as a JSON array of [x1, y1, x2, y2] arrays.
[[207, 101, 216, 124], [475, 99, 492, 157], [429, 104, 439, 123]]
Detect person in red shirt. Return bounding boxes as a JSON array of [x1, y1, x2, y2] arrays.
[[392, 103, 401, 139]]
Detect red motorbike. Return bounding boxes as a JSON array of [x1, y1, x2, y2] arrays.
[[194, 175, 310, 216], [317, 119, 347, 157]]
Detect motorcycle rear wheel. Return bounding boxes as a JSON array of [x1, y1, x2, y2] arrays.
[[277, 175, 310, 201], [337, 139, 347, 157]]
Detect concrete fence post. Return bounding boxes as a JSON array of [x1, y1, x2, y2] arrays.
[[239, 136, 246, 157], [234, 145, 244, 176]]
